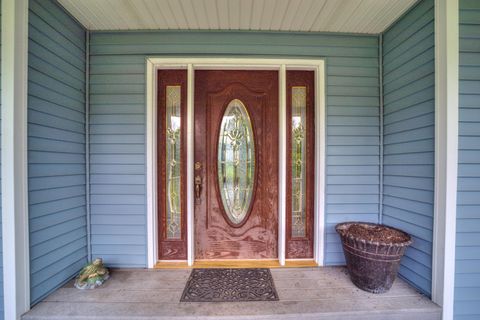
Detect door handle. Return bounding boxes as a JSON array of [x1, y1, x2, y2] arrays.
[[195, 175, 202, 204]]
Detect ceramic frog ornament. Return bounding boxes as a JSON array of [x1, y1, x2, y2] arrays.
[[74, 258, 110, 289]]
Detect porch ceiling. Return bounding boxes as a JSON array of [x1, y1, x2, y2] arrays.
[[57, 0, 417, 34]]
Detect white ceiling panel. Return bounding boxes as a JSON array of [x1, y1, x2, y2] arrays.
[[58, 0, 418, 34]]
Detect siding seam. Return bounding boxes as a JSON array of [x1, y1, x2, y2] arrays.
[[86, 30, 91, 262], [379, 33, 384, 224]]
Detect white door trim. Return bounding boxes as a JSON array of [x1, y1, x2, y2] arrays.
[[145, 57, 326, 267], [432, 0, 459, 319], [278, 65, 287, 265]]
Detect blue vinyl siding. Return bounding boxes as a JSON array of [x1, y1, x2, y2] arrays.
[[89, 31, 380, 267], [382, 0, 435, 296], [28, 0, 87, 304], [455, 0, 480, 318]]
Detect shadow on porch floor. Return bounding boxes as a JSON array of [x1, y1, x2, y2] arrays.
[[22, 267, 441, 320]]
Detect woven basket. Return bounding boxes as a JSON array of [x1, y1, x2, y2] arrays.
[[336, 222, 412, 293]]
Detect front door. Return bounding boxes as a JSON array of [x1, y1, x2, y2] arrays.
[[194, 70, 279, 260]]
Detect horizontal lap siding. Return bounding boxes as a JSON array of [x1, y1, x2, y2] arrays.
[[89, 54, 146, 267], [28, 0, 87, 304], [382, 0, 434, 295], [455, 1, 480, 318], [89, 31, 380, 267]]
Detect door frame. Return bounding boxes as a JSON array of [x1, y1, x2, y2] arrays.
[[146, 58, 326, 267]]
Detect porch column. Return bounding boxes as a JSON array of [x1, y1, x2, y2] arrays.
[[1, 0, 30, 319], [432, 0, 459, 319]]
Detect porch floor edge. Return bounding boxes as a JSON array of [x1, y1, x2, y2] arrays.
[[22, 267, 441, 320]]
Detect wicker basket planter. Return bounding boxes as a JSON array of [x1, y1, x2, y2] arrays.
[[336, 222, 412, 294]]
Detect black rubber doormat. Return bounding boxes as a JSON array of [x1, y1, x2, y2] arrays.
[[180, 268, 279, 302]]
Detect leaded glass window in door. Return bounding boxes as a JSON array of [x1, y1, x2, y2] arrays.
[[291, 87, 307, 238], [217, 99, 255, 226], [166, 85, 182, 239]]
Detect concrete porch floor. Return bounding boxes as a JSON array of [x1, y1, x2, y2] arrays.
[[23, 267, 441, 320]]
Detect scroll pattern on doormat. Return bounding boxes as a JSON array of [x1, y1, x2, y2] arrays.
[[180, 268, 279, 302]]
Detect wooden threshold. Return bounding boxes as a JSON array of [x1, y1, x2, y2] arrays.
[[154, 261, 191, 269], [284, 259, 319, 268], [154, 259, 318, 269]]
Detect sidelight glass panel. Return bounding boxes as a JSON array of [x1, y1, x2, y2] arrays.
[[291, 87, 307, 238], [217, 99, 255, 225], [166, 86, 182, 239]]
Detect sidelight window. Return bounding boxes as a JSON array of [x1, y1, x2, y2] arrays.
[[291, 87, 307, 238], [166, 85, 182, 239]]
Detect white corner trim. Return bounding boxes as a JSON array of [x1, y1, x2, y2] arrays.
[[432, 1, 459, 319], [278, 65, 287, 266], [145, 59, 158, 268], [314, 61, 326, 266], [145, 57, 326, 267], [1, 0, 31, 318]]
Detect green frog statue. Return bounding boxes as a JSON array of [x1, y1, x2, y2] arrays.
[[74, 258, 110, 290]]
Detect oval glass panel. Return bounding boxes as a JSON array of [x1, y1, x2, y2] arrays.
[[217, 99, 255, 225]]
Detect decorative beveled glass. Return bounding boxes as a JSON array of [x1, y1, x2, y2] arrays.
[[166, 86, 182, 239], [291, 87, 307, 238], [217, 99, 255, 225]]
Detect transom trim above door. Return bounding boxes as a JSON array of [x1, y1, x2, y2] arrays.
[[146, 58, 326, 268]]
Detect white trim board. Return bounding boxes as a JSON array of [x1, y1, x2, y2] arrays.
[[278, 65, 287, 265], [1, 0, 31, 318], [432, 0, 459, 319], [145, 57, 326, 268]]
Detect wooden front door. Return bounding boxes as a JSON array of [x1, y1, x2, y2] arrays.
[[194, 70, 279, 260]]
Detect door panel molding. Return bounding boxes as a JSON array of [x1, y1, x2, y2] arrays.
[[146, 58, 326, 267]]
